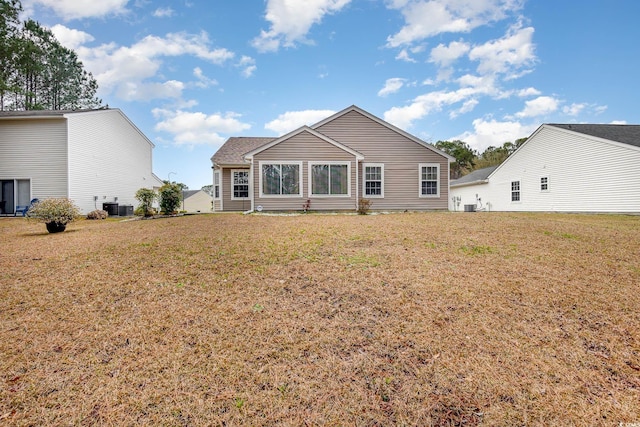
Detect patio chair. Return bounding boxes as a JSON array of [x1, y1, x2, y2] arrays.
[[15, 198, 39, 216]]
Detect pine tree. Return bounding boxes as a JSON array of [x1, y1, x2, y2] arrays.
[[0, 0, 102, 111]]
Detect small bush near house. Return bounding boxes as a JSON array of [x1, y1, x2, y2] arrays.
[[86, 209, 108, 220], [26, 198, 81, 226], [357, 198, 371, 215], [158, 183, 182, 215], [135, 188, 157, 217]]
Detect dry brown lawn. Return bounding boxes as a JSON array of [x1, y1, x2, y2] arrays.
[[1, 212, 639, 426]]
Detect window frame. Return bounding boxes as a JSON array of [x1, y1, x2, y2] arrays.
[[213, 170, 221, 199], [363, 163, 384, 198], [308, 161, 351, 198], [418, 163, 440, 198], [511, 180, 521, 202], [540, 176, 549, 193], [258, 161, 303, 198], [231, 169, 250, 200]]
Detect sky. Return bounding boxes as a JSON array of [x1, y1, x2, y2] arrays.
[[19, 0, 640, 190]]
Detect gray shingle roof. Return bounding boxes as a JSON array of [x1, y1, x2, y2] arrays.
[[0, 108, 106, 118], [549, 124, 640, 148], [450, 165, 498, 187], [211, 137, 275, 165]]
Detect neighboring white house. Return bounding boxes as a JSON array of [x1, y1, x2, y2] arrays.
[[182, 189, 213, 213], [450, 123, 640, 213], [0, 108, 163, 215]]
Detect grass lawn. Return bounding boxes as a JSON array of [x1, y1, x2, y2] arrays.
[[1, 212, 639, 426]]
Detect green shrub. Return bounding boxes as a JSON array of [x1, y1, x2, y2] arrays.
[[159, 183, 182, 215], [357, 198, 371, 215], [135, 188, 157, 217], [27, 198, 81, 225], [87, 209, 108, 220]]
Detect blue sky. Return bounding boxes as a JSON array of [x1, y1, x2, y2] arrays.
[[21, 0, 640, 190]]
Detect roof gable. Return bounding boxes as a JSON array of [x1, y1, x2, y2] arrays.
[[450, 165, 498, 188], [243, 126, 364, 160], [548, 123, 640, 148], [312, 105, 455, 162], [483, 122, 640, 180], [212, 137, 275, 165]]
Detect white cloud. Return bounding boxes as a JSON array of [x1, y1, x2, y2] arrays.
[[49, 25, 95, 49], [237, 56, 257, 78], [378, 78, 406, 97], [429, 40, 470, 67], [384, 86, 490, 128], [73, 31, 234, 101], [153, 7, 174, 18], [23, 0, 129, 20], [252, 0, 352, 52], [193, 68, 218, 89], [453, 118, 537, 153], [517, 87, 541, 97], [610, 120, 627, 124], [514, 96, 558, 118], [117, 80, 184, 102], [396, 49, 417, 63], [562, 103, 586, 117], [152, 109, 251, 146], [450, 98, 479, 118], [265, 109, 336, 134], [384, 74, 501, 128], [386, 0, 524, 47], [468, 24, 536, 77]]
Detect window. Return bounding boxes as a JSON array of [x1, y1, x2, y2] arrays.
[[540, 176, 549, 192], [511, 180, 521, 202], [419, 163, 440, 197], [214, 170, 220, 199], [310, 162, 349, 196], [363, 164, 384, 197], [260, 162, 302, 197], [232, 169, 249, 199]]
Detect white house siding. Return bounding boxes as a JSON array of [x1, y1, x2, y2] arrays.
[[252, 130, 357, 211], [66, 110, 160, 213], [448, 183, 488, 212], [0, 118, 68, 205], [315, 110, 449, 210], [451, 125, 640, 212]]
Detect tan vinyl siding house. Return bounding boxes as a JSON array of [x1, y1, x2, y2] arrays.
[[0, 109, 163, 215], [315, 109, 451, 211], [211, 105, 453, 213]]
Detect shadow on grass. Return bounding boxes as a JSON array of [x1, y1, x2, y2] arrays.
[[20, 228, 82, 237]]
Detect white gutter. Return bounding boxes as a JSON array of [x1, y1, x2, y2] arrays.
[[355, 157, 360, 211]]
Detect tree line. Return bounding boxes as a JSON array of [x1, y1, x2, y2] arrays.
[[435, 138, 528, 179], [0, 0, 101, 111]]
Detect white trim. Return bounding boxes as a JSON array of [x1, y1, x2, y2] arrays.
[[231, 169, 250, 200], [511, 178, 522, 203], [311, 105, 455, 162], [308, 161, 352, 198], [245, 126, 364, 161], [258, 161, 303, 198], [362, 163, 384, 198], [540, 175, 550, 193], [418, 163, 440, 198], [213, 170, 221, 200]]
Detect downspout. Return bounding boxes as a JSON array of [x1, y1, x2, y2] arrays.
[[243, 157, 254, 215], [447, 160, 451, 211], [211, 163, 216, 213], [355, 157, 359, 211]]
